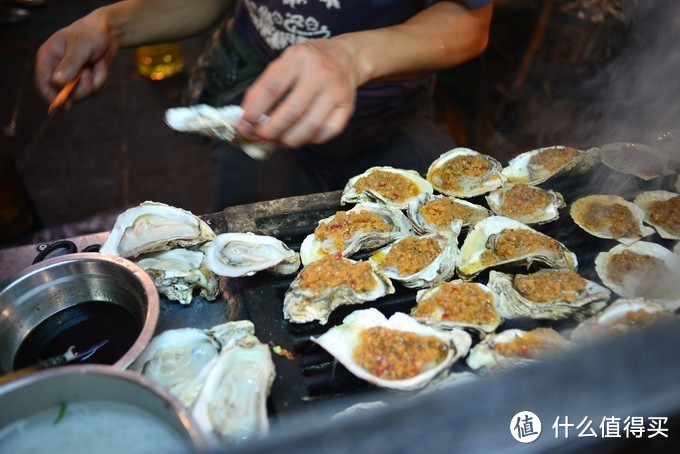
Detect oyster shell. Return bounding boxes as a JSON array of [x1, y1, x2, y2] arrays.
[[204, 232, 300, 277], [411, 280, 502, 335], [594, 241, 680, 306], [311, 308, 472, 391], [633, 190, 680, 240], [406, 193, 490, 235], [466, 327, 573, 372], [341, 166, 433, 209], [299, 202, 411, 265], [485, 183, 565, 225], [488, 269, 610, 321], [457, 216, 577, 280], [570, 298, 676, 344], [570, 194, 654, 245], [283, 254, 394, 325], [164, 104, 275, 160], [367, 222, 461, 289], [501, 145, 600, 185], [426, 147, 504, 198], [599, 142, 674, 181], [136, 249, 219, 305], [100, 201, 215, 258]]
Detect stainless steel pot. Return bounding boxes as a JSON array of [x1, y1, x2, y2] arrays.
[[0, 253, 159, 374]]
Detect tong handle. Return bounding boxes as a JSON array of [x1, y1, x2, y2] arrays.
[[48, 73, 82, 114]]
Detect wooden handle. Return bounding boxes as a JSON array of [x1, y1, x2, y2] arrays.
[[48, 73, 82, 114]]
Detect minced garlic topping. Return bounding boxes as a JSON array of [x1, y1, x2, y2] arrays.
[[382, 236, 442, 276], [354, 169, 421, 203], [419, 198, 473, 228], [298, 254, 378, 295], [481, 228, 562, 266], [528, 147, 580, 172], [649, 196, 680, 235], [314, 210, 392, 252], [514, 270, 587, 303], [582, 202, 640, 239], [499, 184, 552, 216], [412, 282, 498, 325], [607, 250, 667, 297], [493, 328, 568, 358], [430, 154, 492, 192], [353, 326, 448, 380]]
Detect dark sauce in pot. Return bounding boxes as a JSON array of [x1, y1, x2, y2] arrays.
[[13, 301, 141, 370]]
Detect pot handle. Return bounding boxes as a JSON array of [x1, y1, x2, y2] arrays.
[[32, 240, 78, 264]]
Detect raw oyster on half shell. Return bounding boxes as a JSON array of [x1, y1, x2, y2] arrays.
[[501, 145, 599, 185], [341, 166, 433, 209], [457, 216, 577, 280], [204, 232, 300, 277], [406, 193, 490, 235], [283, 254, 394, 324], [311, 308, 472, 391], [570, 194, 654, 245], [299, 202, 411, 265], [488, 269, 610, 321], [634, 190, 680, 240], [485, 183, 565, 225], [426, 147, 504, 198], [411, 280, 502, 335], [100, 201, 215, 258], [136, 249, 219, 305]]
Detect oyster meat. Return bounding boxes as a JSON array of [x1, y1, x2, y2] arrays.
[[283, 254, 394, 325], [368, 222, 461, 289], [466, 327, 573, 372], [501, 145, 599, 185], [488, 269, 610, 321], [299, 202, 411, 265], [341, 166, 433, 209], [136, 249, 219, 305], [594, 241, 680, 306], [311, 308, 472, 391], [100, 201, 215, 258], [165, 104, 275, 160], [411, 280, 502, 335], [485, 183, 565, 225], [457, 216, 577, 280], [599, 142, 674, 181], [634, 190, 680, 240], [570, 194, 654, 245], [426, 147, 504, 198], [204, 232, 300, 277], [406, 193, 490, 235]]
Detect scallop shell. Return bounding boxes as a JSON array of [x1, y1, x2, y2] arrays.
[[457, 216, 577, 280], [485, 183, 565, 225], [488, 269, 610, 321], [633, 190, 680, 240], [411, 280, 502, 335], [570, 194, 655, 245], [599, 142, 674, 181], [426, 147, 504, 198], [406, 193, 490, 235], [341, 166, 433, 209], [594, 241, 680, 307], [311, 308, 472, 391], [501, 145, 600, 185]]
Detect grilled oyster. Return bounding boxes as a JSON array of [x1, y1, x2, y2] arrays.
[[466, 327, 573, 372], [311, 308, 472, 391], [634, 190, 680, 240], [488, 269, 610, 321], [100, 201, 215, 258], [204, 232, 300, 277], [594, 241, 680, 306], [501, 145, 600, 185], [368, 222, 461, 289], [426, 147, 504, 198], [341, 166, 433, 209], [570, 298, 676, 344], [599, 142, 674, 181], [136, 249, 219, 305], [406, 193, 490, 235], [283, 254, 394, 325], [457, 216, 577, 280], [570, 194, 654, 245], [485, 183, 565, 225], [411, 280, 502, 335], [299, 202, 411, 265]]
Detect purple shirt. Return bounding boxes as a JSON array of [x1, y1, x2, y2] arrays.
[[233, 0, 494, 116]]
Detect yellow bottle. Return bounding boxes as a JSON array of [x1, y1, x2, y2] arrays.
[[135, 42, 185, 80]]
